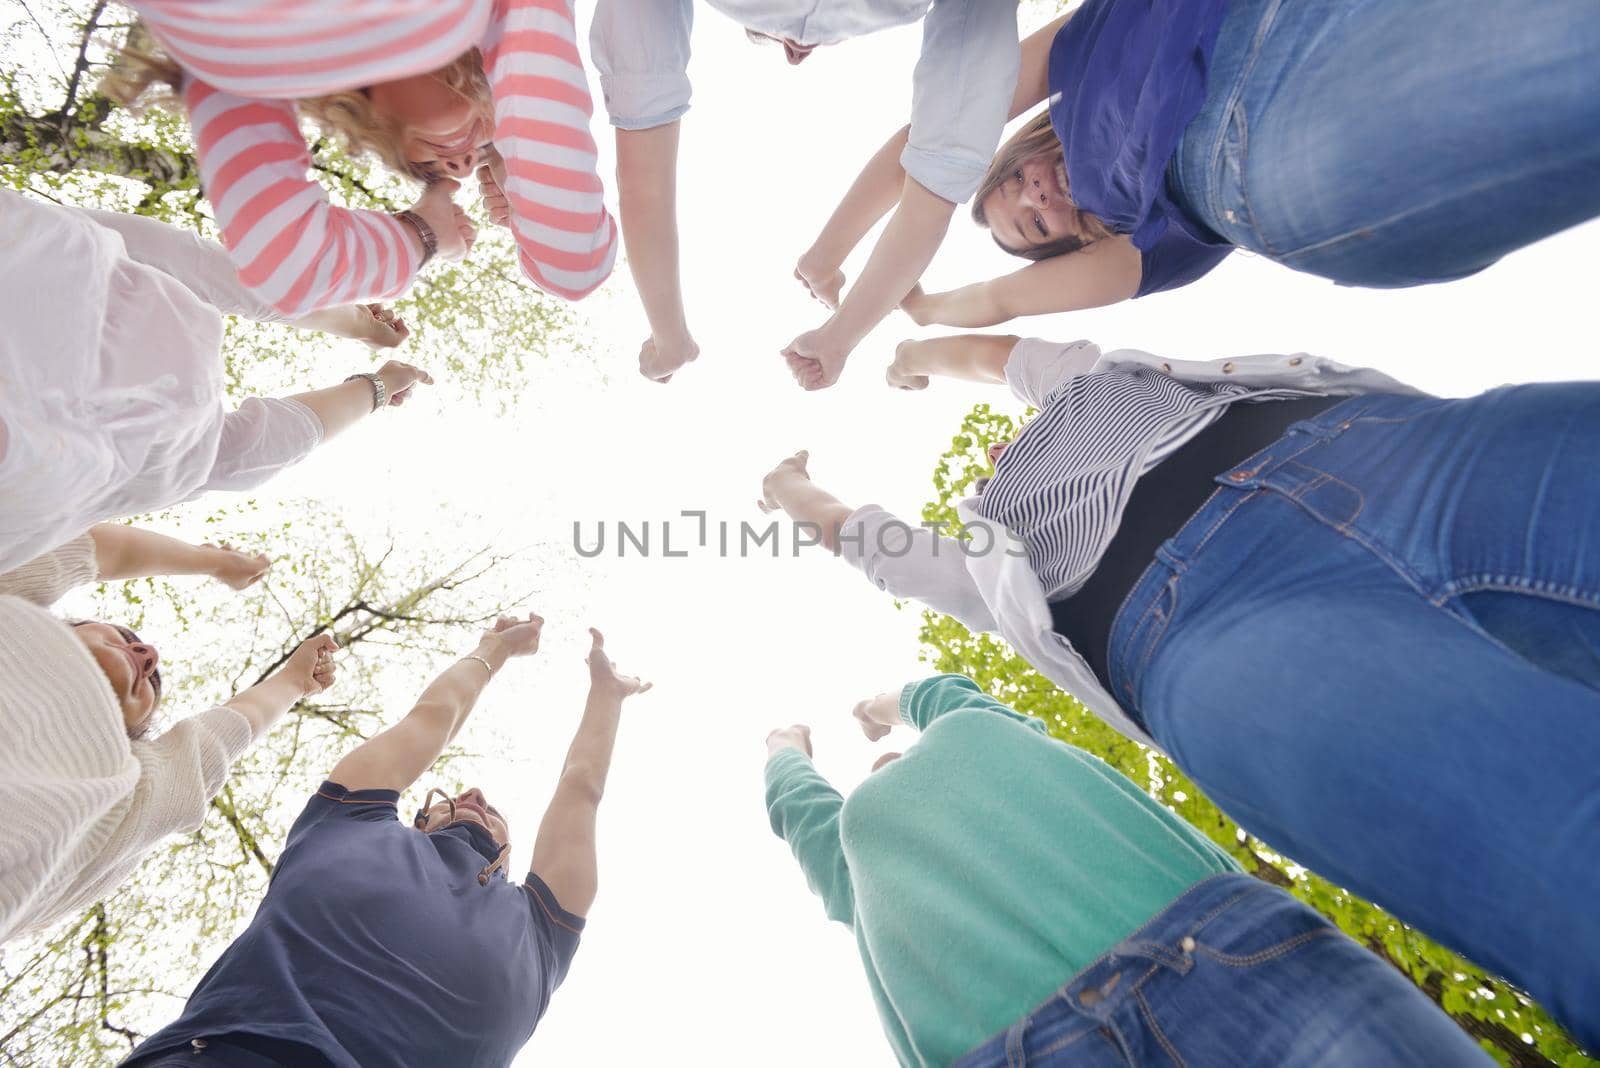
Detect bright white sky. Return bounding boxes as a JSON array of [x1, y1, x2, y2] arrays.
[[71, 7, 1600, 1065]]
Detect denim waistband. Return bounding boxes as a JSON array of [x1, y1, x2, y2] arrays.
[[1104, 395, 1375, 716], [952, 873, 1285, 1068]]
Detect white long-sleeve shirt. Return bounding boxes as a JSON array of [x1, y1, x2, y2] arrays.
[[0, 192, 323, 574], [0, 536, 254, 944]]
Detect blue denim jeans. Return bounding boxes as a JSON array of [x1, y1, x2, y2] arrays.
[[1108, 385, 1600, 1049], [953, 874, 1488, 1067], [1169, 0, 1600, 287]]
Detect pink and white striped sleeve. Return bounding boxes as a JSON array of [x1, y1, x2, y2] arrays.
[[183, 78, 422, 317], [482, 0, 618, 300]]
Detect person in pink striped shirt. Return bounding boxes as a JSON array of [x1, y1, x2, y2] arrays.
[[108, 0, 618, 319]]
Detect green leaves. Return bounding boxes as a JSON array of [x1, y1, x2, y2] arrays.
[[917, 404, 1594, 1068]]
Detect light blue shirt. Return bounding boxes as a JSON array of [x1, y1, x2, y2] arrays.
[[588, 0, 1019, 204]]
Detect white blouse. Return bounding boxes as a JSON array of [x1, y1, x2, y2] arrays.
[[0, 192, 322, 573]]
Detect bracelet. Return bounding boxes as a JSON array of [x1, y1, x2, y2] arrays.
[[460, 654, 494, 679], [343, 372, 387, 413], [395, 208, 437, 267]]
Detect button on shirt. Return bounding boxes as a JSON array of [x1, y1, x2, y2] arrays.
[[589, 0, 1019, 203], [125, 783, 585, 1068], [837, 338, 1421, 749]]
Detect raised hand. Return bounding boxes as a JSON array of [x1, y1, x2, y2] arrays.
[[886, 340, 930, 391], [765, 724, 813, 757], [484, 612, 545, 659], [781, 327, 849, 391], [639, 332, 700, 383], [281, 633, 339, 698], [852, 691, 901, 742], [793, 255, 846, 310], [375, 360, 434, 407], [359, 304, 411, 350], [757, 450, 810, 514], [586, 628, 652, 700], [204, 542, 272, 591]]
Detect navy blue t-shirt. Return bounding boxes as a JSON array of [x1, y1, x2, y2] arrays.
[[1047, 0, 1234, 296], [124, 782, 585, 1068]]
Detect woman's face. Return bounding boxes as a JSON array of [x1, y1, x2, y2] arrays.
[[418, 787, 511, 847], [367, 73, 487, 180], [74, 623, 161, 736], [979, 154, 1079, 253]]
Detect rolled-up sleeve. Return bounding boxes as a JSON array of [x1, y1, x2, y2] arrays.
[[197, 397, 323, 494], [1005, 337, 1104, 408], [900, 0, 1019, 204], [838, 504, 998, 633], [589, 0, 694, 129]]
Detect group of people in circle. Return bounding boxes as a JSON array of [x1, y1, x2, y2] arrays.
[[1, 0, 1597, 1065]]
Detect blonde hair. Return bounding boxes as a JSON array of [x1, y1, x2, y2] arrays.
[[102, 22, 492, 182], [970, 109, 1113, 261]]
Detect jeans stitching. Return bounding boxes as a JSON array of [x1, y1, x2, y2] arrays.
[[1030, 1024, 1099, 1060], [1443, 575, 1600, 611], [1204, 0, 1286, 236], [1282, 467, 1366, 532], [1135, 987, 1188, 1068], [1193, 925, 1342, 967]]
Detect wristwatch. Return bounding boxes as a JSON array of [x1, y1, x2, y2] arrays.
[[395, 208, 437, 267], [345, 372, 388, 412]]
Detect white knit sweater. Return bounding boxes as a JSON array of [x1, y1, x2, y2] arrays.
[[0, 535, 254, 943]]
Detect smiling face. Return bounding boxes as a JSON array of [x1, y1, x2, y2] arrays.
[[980, 154, 1082, 255], [417, 787, 511, 847], [366, 71, 491, 181], [73, 622, 161, 736]]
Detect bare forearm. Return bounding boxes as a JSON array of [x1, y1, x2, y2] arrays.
[[556, 689, 625, 803], [290, 304, 373, 341], [827, 179, 955, 348], [616, 125, 692, 343], [408, 638, 509, 747], [910, 281, 1011, 329], [88, 524, 222, 581], [897, 334, 1020, 384], [770, 478, 855, 553], [285, 378, 377, 441], [224, 671, 304, 738], [802, 126, 911, 271]]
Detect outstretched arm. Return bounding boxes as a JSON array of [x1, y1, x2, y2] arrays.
[[284, 359, 435, 442], [199, 360, 436, 495], [330, 614, 544, 792], [783, 179, 957, 390], [616, 124, 700, 382], [224, 634, 339, 739], [528, 629, 652, 917], [756, 451, 855, 553], [903, 237, 1142, 328], [87, 524, 271, 590], [885, 334, 1022, 390], [763, 725, 854, 927], [789, 9, 1068, 313], [756, 451, 998, 631]]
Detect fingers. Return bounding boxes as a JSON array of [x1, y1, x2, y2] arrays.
[[588, 627, 604, 649]]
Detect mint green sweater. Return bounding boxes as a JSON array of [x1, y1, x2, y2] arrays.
[[765, 675, 1241, 1067]]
